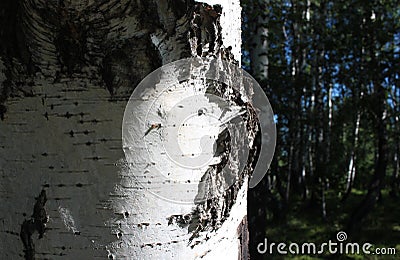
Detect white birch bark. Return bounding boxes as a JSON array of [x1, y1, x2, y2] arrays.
[[248, 0, 269, 81], [108, 1, 249, 259], [0, 0, 252, 259], [344, 109, 361, 197]]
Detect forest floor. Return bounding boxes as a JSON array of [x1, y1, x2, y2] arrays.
[[262, 189, 400, 259]]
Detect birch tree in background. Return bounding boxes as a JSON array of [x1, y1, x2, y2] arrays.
[[242, 0, 271, 257], [0, 0, 273, 259]]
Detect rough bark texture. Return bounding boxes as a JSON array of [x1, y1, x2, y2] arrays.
[[0, 0, 252, 259]]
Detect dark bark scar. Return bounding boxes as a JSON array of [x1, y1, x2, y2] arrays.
[[20, 189, 49, 260]]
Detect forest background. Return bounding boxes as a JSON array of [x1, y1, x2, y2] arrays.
[[243, 0, 400, 259]]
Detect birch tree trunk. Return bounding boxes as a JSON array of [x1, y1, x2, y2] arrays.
[[342, 108, 361, 202], [0, 0, 254, 259], [244, 0, 269, 257]]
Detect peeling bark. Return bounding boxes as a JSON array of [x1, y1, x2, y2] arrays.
[[110, 1, 250, 258]]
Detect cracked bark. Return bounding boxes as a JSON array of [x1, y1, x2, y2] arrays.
[[0, 0, 252, 259]]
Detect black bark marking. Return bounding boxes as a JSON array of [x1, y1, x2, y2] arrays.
[[124, 211, 129, 218], [55, 2, 88, 75], [0, 104, 6, 120], [167, 214, 192, 227], [190, 3, 222, 57], [20, 189, 49, 260]]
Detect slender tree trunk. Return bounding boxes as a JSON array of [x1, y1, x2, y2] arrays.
[[347, 91, 387, 233], [390, 87, 400, 197], [248, 0, 269, 82], [391, 142, 400, 197], [0, 1, 253, 259], [347, 13, 388, 232], [342, 107, 361, 201]]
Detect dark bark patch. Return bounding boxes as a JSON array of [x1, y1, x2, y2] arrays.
[[52, 2, 99, 75], [0, 0, 36, 72], [167, 214, 192, 227], [101, 36, 161, 99], [237, 216, 250, 260], [55, 20, 88, 74], [190, 3, 223, 57], [188, 80, 259, 249], [20, 189, 49, 260], [169, 0, 193, 21], [0, 104, 6, 120]]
